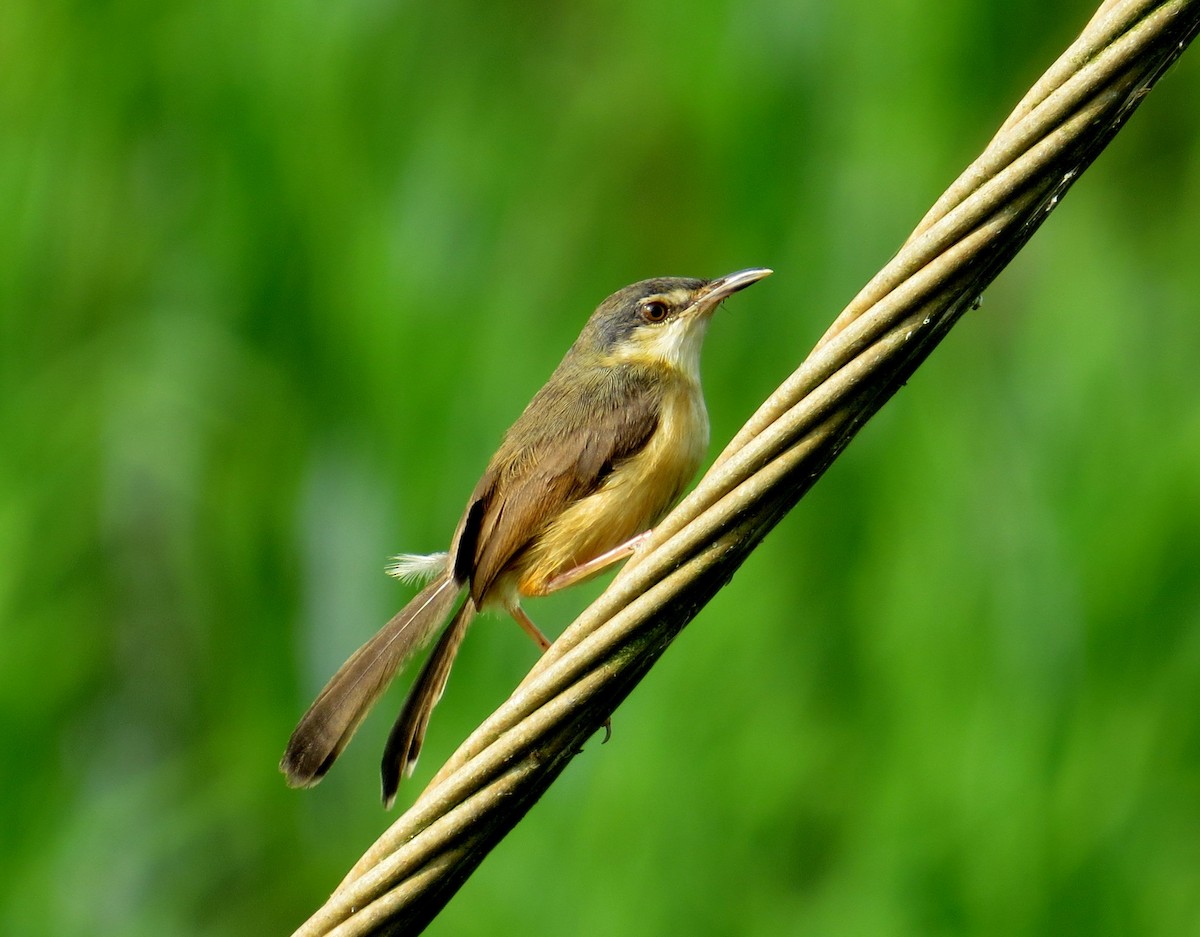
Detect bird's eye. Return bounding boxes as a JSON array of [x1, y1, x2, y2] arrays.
[[641, 300, 669, 323]]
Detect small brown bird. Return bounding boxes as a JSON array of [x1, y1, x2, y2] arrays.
[[281, 268, 772, 805]]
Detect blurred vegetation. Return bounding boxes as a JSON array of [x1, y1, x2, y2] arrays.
[[3, 1, 1199, 934]]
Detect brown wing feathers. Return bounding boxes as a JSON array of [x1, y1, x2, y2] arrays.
[[462, 368, 663, 603]]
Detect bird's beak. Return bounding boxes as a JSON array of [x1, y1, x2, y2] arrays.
[[685, 267, 774, 318]]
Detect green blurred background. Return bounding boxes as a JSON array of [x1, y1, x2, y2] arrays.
[[4, 1, 1200, 934]]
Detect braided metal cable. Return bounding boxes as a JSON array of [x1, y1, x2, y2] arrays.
[[293, 2, 1200, 933]]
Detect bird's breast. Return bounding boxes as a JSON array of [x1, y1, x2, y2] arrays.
[[612, 378, 709, 513]]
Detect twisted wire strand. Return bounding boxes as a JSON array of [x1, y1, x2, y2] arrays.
[[293, 2, 1200, 933]]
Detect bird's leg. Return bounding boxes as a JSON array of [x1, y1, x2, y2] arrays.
[[505, 602, 612, 744], [505, 530, 656, 745], [506, 603, 552, 652], [541, 529, 654, 594]]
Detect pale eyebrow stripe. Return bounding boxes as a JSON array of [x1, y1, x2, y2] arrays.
[[640, 289, 693, 307]]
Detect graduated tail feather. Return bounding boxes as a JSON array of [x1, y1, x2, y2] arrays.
[[280, 571, 461, 788], [381, 598, 478, 808]]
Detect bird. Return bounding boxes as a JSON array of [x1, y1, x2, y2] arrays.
[[280, 267, 773, 806]]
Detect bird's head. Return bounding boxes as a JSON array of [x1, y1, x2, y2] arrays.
[[577, 268, 773, 382]]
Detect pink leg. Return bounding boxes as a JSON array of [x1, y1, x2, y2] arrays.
[[542, 530, 654, 594], [509, 600, 613, 742], [507, 603, 552, 651]]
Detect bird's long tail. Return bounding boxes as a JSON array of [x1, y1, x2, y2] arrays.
[[280, 571, 461, 788], [380, 597, 478, 807]]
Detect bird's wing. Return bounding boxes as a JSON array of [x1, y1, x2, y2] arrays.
[[456, 371, 662, 603]]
